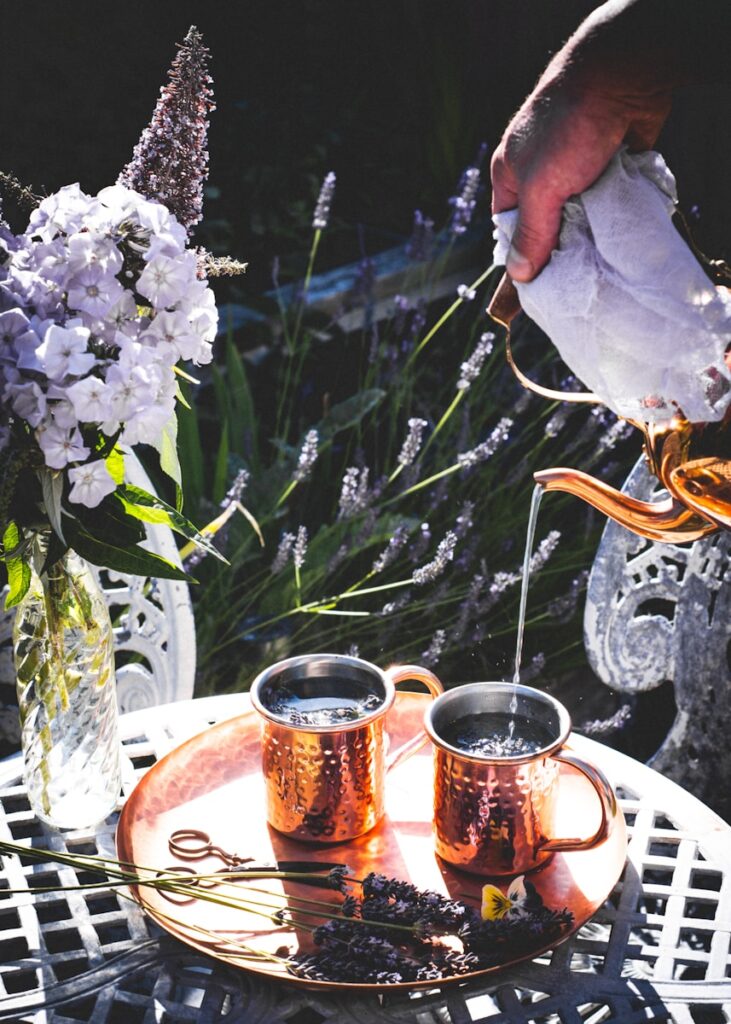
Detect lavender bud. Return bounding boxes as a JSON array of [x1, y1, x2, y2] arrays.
[[412, 531, 457, 586], [421, 628, 446, 667], [580, 703, 633, 736], [449, 166, 480, 237], [337, 466, 370, 520], [312, 171, 336, 230], [457, 284, 476, 302], [371, 524, 409, 575], [396, 418, 428, 468], [293, 525, 308, 570], [294, 429, 319, 482], [529, 531, 560, 573], [457, 417, 512, 469], [457, 332, 494, 391], [405, 209, 435, 262], [271, 532, 295, 574]]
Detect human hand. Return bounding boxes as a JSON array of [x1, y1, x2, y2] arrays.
[[491, 1, 675, 283]]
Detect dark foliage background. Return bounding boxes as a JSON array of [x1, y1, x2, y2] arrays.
[[3, 1, 730, 286]]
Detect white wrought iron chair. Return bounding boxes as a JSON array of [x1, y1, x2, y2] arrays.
[[584, 455, 731, 820], [0, 456, 196, 746]]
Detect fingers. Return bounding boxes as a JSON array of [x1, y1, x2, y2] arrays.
[[491, 127, 565, 282], [505, 189, 564, 282]]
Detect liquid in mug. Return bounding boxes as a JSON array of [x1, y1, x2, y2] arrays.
[[261, 675, 383, 727], [440, 710, 553, 758]]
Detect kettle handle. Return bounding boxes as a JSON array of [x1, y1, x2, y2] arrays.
[[488, 272, 603, 406]]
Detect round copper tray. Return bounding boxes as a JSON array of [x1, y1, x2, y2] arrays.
[[116, 693, 627, 991]]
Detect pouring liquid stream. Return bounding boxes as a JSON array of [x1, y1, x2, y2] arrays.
[[509, 483, 544, 736]]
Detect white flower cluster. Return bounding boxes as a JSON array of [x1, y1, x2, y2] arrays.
[[0, 183, 217, 506]]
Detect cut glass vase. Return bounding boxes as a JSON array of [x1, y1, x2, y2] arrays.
[[13, 545, 121, 829]]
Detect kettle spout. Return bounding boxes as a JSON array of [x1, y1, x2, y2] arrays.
[[534, 467, 717, 544]]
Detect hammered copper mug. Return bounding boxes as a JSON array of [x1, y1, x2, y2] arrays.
[[250, 654, 443, 843], [424, 682, 617, 876]]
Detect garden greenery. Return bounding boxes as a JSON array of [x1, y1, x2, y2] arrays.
[[178, 165, 636, 692]]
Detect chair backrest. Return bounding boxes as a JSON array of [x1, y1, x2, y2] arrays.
[[0, 456, 195, 747], [584, 455, 731, 819]]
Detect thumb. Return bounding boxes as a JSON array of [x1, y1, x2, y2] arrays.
[[506, 194, 563, 283]]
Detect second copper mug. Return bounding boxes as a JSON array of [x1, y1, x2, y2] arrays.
[[250, 653, 443, 842], [424, 682, 617, 876]]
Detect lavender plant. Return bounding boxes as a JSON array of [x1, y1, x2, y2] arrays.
[[179, 148, 637, 693]]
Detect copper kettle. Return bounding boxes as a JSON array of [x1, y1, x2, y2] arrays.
[[488, 273, 731, 544]]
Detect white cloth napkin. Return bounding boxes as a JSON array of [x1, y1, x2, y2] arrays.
[[493, 148, 731, 424]]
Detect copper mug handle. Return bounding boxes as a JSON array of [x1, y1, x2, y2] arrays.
[[540, 746, 617, 853], [384, 665, 444, 772]]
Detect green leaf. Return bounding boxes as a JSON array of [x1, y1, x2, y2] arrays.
[[65, 520, 195, 582], [225, 335, 258, 468], [3, 522, 30, 608], [315, 389, 385, 444], [39, 531, 69, 576], [175, 381, 192, 411], [176, 383, 204, 515], [74, 495, 146, 549], [117, 485, 229, 564], [153, 413, 182, 488], [105, 447, 125, 485], [212, 422, 230, 505], [38, 468, 66, 544]]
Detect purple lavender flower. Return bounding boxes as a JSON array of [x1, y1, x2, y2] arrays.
[[337, 466, 370, 519], [457, 417, 513, 469], [448, 166, 480, 237], [421, 628, 446, 667], [294, 429, 319, 483], [293, 525, 308, 570], [457, 333, 494, 391], [371, 524, 409, 575], [117, 26, 215, 235], [312, 172, 336, 230], [396, 418, 428, 468], [405, 210, 434, 262], [412, 531, 457, 586], [271, 532, 295, 574]]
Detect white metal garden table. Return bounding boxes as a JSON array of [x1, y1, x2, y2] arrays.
[[0, 693, 730, 1024]]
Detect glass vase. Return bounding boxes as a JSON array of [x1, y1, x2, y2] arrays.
[[13, 544, 121, 829]]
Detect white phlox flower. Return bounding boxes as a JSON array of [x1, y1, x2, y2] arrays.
[[66, 375, 112, 423], [67, 265, 124, 319], [6, 380, 47, 426], [37, 424, 90, 469], [66, 231, 123, 276], [36, 322, 95, 379], [68, 459, 117, 508], [143, 310, 200, 362], [137, 252, 197, 308], [106, 362, 155, 422]]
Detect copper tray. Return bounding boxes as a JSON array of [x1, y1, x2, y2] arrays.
[[116, 693, 627, 991]]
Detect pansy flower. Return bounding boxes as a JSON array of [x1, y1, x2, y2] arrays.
[[481, 875, 534, 920]]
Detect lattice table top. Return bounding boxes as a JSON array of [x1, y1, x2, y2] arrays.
[[0, 694, 730, 1024]]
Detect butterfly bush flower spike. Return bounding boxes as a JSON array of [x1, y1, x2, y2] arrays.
[[117, 26, 214, 235]]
